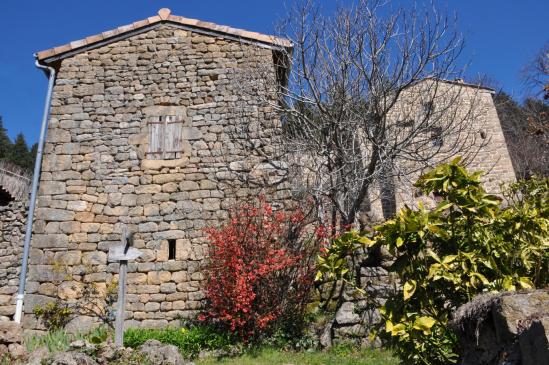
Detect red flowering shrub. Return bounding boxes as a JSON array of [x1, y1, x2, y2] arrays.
[[201, 199, 321, 341]]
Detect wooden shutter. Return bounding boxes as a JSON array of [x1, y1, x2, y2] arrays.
[[147, 115, 185, 159], [148, 116, 164, 159], [165, 115, 184, 159]]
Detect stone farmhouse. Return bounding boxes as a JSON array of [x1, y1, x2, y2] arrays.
[[0, 8, 515, 331], [21, 8, 291, 331]]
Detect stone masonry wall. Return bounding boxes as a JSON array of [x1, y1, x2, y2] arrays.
[[24, 25, 287, 331], [0, 200, 27, 321], [368, 82, 517, 222]]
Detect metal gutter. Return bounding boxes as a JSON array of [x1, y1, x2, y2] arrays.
[[14, 57, 56, 324]]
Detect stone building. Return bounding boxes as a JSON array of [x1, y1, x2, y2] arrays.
[[4, 8, 515, 332], [23, 8, 291, 330], [365, 78, 517, 222]]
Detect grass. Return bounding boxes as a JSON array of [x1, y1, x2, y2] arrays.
[[24, 326, 110, 353], [124, 326, 234, 358], [23, 327, 399, 365], [196, 346, 399, 365]]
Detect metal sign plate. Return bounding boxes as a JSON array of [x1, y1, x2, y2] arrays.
[[108, 245, 143, 262]]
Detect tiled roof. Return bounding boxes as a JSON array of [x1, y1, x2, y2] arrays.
[[36, 8, 292, 62]]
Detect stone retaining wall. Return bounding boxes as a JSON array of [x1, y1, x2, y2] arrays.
[[0, 201, 27, 321], [331, 267, 396, 345]]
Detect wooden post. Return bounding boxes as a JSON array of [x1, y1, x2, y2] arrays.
[[108, 226, 142, 348], [115, 259, 127, 347], [115, 227, 128, 347]]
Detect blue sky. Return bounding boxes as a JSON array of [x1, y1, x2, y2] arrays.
[[0, 0, 547, 144]]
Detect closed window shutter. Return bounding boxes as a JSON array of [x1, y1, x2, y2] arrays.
[[165, 116, 184, 159], [147, 115, 185, 159], [148, 116, 164, 158]]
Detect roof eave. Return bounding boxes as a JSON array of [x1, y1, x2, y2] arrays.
[[36, 9, 292, 65]]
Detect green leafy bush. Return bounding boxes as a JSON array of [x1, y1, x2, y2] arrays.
[[124, 325, 235, 358], [33, 301, 73, 331], [317, 158, 548, 364]]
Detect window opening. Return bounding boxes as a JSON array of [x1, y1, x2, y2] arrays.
[[168, 239, 176, 260]]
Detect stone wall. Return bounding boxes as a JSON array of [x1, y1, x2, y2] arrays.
[[24, 25, 287, 330], [331, 267, 396, 346], [365, 81, 516, 222], [0, 200, 27, 321]]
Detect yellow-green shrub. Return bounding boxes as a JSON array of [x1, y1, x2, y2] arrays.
[[317, 158, 548, 364]]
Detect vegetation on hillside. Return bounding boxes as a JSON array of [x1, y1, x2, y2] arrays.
[[0, 115, 37, 172]]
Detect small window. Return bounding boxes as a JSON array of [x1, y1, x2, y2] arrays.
[[147, 115, 184, 159], [168, 239, 176, 260]]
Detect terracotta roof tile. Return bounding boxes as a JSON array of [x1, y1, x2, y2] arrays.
[[70, 39, 86, 49], [158, 8, 171, 20], [53, 44, 72, 54], [36, 48, 55, 60], [85, 34, 104, 44], [133, 19, 150, 28], [147, 15, 162, 24], [36, 8, 291, 62], [117, 24, 135, 33]]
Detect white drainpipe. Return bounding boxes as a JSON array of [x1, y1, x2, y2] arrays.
[[14, 57, 56, 324]]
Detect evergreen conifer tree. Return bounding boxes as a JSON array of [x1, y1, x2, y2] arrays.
[[9, 133, 32, 170], [0, 116, 13, 160]]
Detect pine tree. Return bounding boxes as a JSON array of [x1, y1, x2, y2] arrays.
[[9, 133, 33, 171], [29, 143, 38, 171], [0, 116, 13, 160]]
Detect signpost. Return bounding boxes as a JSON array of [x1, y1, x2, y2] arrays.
[[108, 226, 142, 347]]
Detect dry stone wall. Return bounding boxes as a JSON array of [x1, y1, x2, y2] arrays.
[[0, 200, 27, 321], [25, 25, 287, 331]]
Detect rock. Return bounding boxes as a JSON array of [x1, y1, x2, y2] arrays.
[[24, 346, 49, 365], [68, 340, 99, 353], [319, 321, 333, 348], [8, 343, 27, 360], [335, 302, 360, 325], [137, 339, 186, 365], [452, 289, 549, 365], [0, 321, 22, 344], [44, 351, 98, 365], [519, 320, 549, 365], [96, 342, 119, 362]]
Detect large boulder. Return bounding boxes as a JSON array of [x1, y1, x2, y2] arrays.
[[452, 289, 549, 365], [137, 339, 187, 365], [42, 351, 98, 365]]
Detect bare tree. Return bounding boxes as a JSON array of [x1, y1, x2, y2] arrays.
[[522, 42, 549, 100], [254, 0, 489, 229], [493, 43, 549, 179], [495, 92, 549, 178]]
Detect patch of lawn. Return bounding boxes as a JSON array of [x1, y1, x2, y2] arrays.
[[196, 346, 399, 365]]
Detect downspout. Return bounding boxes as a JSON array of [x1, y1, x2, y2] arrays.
[[14, 56, 56, 324]]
